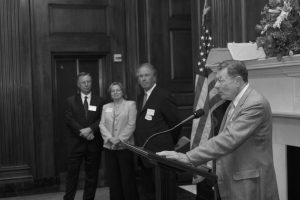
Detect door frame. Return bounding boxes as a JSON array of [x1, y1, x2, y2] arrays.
[[51, 52, 111, 176]]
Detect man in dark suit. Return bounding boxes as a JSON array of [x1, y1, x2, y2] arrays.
[[64, 72, 105, 200], [134, 63, 180, 200]]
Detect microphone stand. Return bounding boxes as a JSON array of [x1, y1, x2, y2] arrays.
[[142, 109, 204, 149], [142, 121, 183, 149]]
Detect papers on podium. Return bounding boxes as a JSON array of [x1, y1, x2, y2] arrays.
[[227, 42, 266, 61]]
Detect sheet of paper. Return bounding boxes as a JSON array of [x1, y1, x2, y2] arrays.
[[227, 42, 266, 61], [179, 185, 197, 195]]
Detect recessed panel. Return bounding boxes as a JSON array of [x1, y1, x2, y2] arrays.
[[169, 0, 191, 16], [170, 30, 193, 81], [49, 5, 107, 34]]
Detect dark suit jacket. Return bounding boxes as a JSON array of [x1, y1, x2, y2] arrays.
[[65, 93, 105, 153], [134, 86, 180, 152]]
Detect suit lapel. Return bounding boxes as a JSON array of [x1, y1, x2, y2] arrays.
[[75, 94, 85, 113], [137, 93, 144, 116], [219, 86, 253, 132], [90, 95, 97, 107], [137, 86, 158, 118], [141, 86, 158, 111], [232, 86, 252, 116], [219, 102, 233, 132]]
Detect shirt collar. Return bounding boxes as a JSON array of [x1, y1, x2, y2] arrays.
[[232, 83, 249, 107], [145, 83, 156, 97], [81, 92, 91, 100]]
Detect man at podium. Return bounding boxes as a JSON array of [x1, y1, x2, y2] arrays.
[[158, 60, 279, 200]]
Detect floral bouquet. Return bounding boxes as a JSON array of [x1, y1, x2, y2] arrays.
[[256, 0, 300, 60]]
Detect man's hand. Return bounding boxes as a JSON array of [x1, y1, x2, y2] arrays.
[[79, 127, 92, 139], [86, 133, 95, 141], [156, 151, 191, 164]]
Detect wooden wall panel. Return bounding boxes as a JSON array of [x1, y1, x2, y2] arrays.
[[207, 0, 268, 47], [124, 0, 139, 99], [0, 0, 34, 183], [169, 0, 191, 16], [30, 0, 134, 179], [170, 30, 193, 81], [137, 0, 194, 139], [210, 0, 242, 47], [245, 0, 268, 42], [49, 5, 107, 34]]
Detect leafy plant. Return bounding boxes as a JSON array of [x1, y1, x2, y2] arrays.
[[256, 0, 300, 60]]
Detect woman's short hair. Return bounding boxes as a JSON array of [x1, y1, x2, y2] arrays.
[[107, 82, 127, 99]]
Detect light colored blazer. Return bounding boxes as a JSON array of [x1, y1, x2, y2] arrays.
[[99, 100, 137, 150], [187, 87, 279, 200]]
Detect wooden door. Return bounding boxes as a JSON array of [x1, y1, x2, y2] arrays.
[[52, 54, 106, 177]]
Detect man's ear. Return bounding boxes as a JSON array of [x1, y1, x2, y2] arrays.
[[236, 76, 243, 84]]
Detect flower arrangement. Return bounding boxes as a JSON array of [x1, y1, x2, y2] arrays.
[[255, 0, 300, 60]]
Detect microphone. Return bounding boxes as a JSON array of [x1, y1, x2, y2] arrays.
[[142, 109, 205, 149]]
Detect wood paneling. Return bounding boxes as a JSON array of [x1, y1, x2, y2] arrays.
[[124, 0, 139, 99], [169, 0, 191, 16], [49, 4, 108, 34], [210, 0, 242, 47], [137, 0, 194, 139], [245, 0, 268, 41], [170, 30, 193, 81], [208, 0, 268, 47], [30, 0, 134, 179], [0, 0, 34, 183]]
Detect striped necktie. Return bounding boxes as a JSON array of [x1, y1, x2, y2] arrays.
[[142, 93, 147, 108]]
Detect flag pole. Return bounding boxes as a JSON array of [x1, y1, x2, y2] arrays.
[[211, 112, 218, 200], [202, 2, 218, 199], [201, 0, 210, 26]]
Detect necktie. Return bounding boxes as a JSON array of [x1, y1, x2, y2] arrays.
[[84, 96, 88, 119], [224, 103, 235, 128], [142, 93, 147, 108]]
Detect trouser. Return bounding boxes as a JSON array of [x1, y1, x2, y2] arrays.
[[63, 148, 101, 200], [104, 149, 139, 200]]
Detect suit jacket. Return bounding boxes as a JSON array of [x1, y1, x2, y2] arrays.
[[134, 86, 180, 152], [99, 100, 137, 149], [65, 93, 105, 153], [186, 87, 279, 200]]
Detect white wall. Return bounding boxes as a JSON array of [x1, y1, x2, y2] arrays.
[[246, 55, 300, 200]]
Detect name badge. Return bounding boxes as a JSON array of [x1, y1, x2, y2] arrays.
[[89, 105, 97, 111], [146, 109, 155, 116], [105, 107, 113, 113], [145, 114, 152, 121]]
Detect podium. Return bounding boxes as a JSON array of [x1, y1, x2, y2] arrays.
[[122, 142, 218, 200]]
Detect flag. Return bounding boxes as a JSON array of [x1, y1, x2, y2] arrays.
[[190, 25, 226, 184], [190, 25, 223, 149]]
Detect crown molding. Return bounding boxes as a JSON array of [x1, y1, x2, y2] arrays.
[[209, 54, 300, 77], [245, 54, 300, 77]]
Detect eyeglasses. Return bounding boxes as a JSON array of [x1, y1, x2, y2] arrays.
[[216, 75, 241, 85]]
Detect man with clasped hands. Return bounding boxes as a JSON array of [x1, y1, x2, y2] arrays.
[[64, 72, 105, 200], [158, 60, 279, 200]]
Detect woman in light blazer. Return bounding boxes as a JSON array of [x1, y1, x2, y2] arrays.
[[99, 82, 139, 200]]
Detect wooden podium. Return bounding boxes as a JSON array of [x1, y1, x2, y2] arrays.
[[122, 142, 218, 200]]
